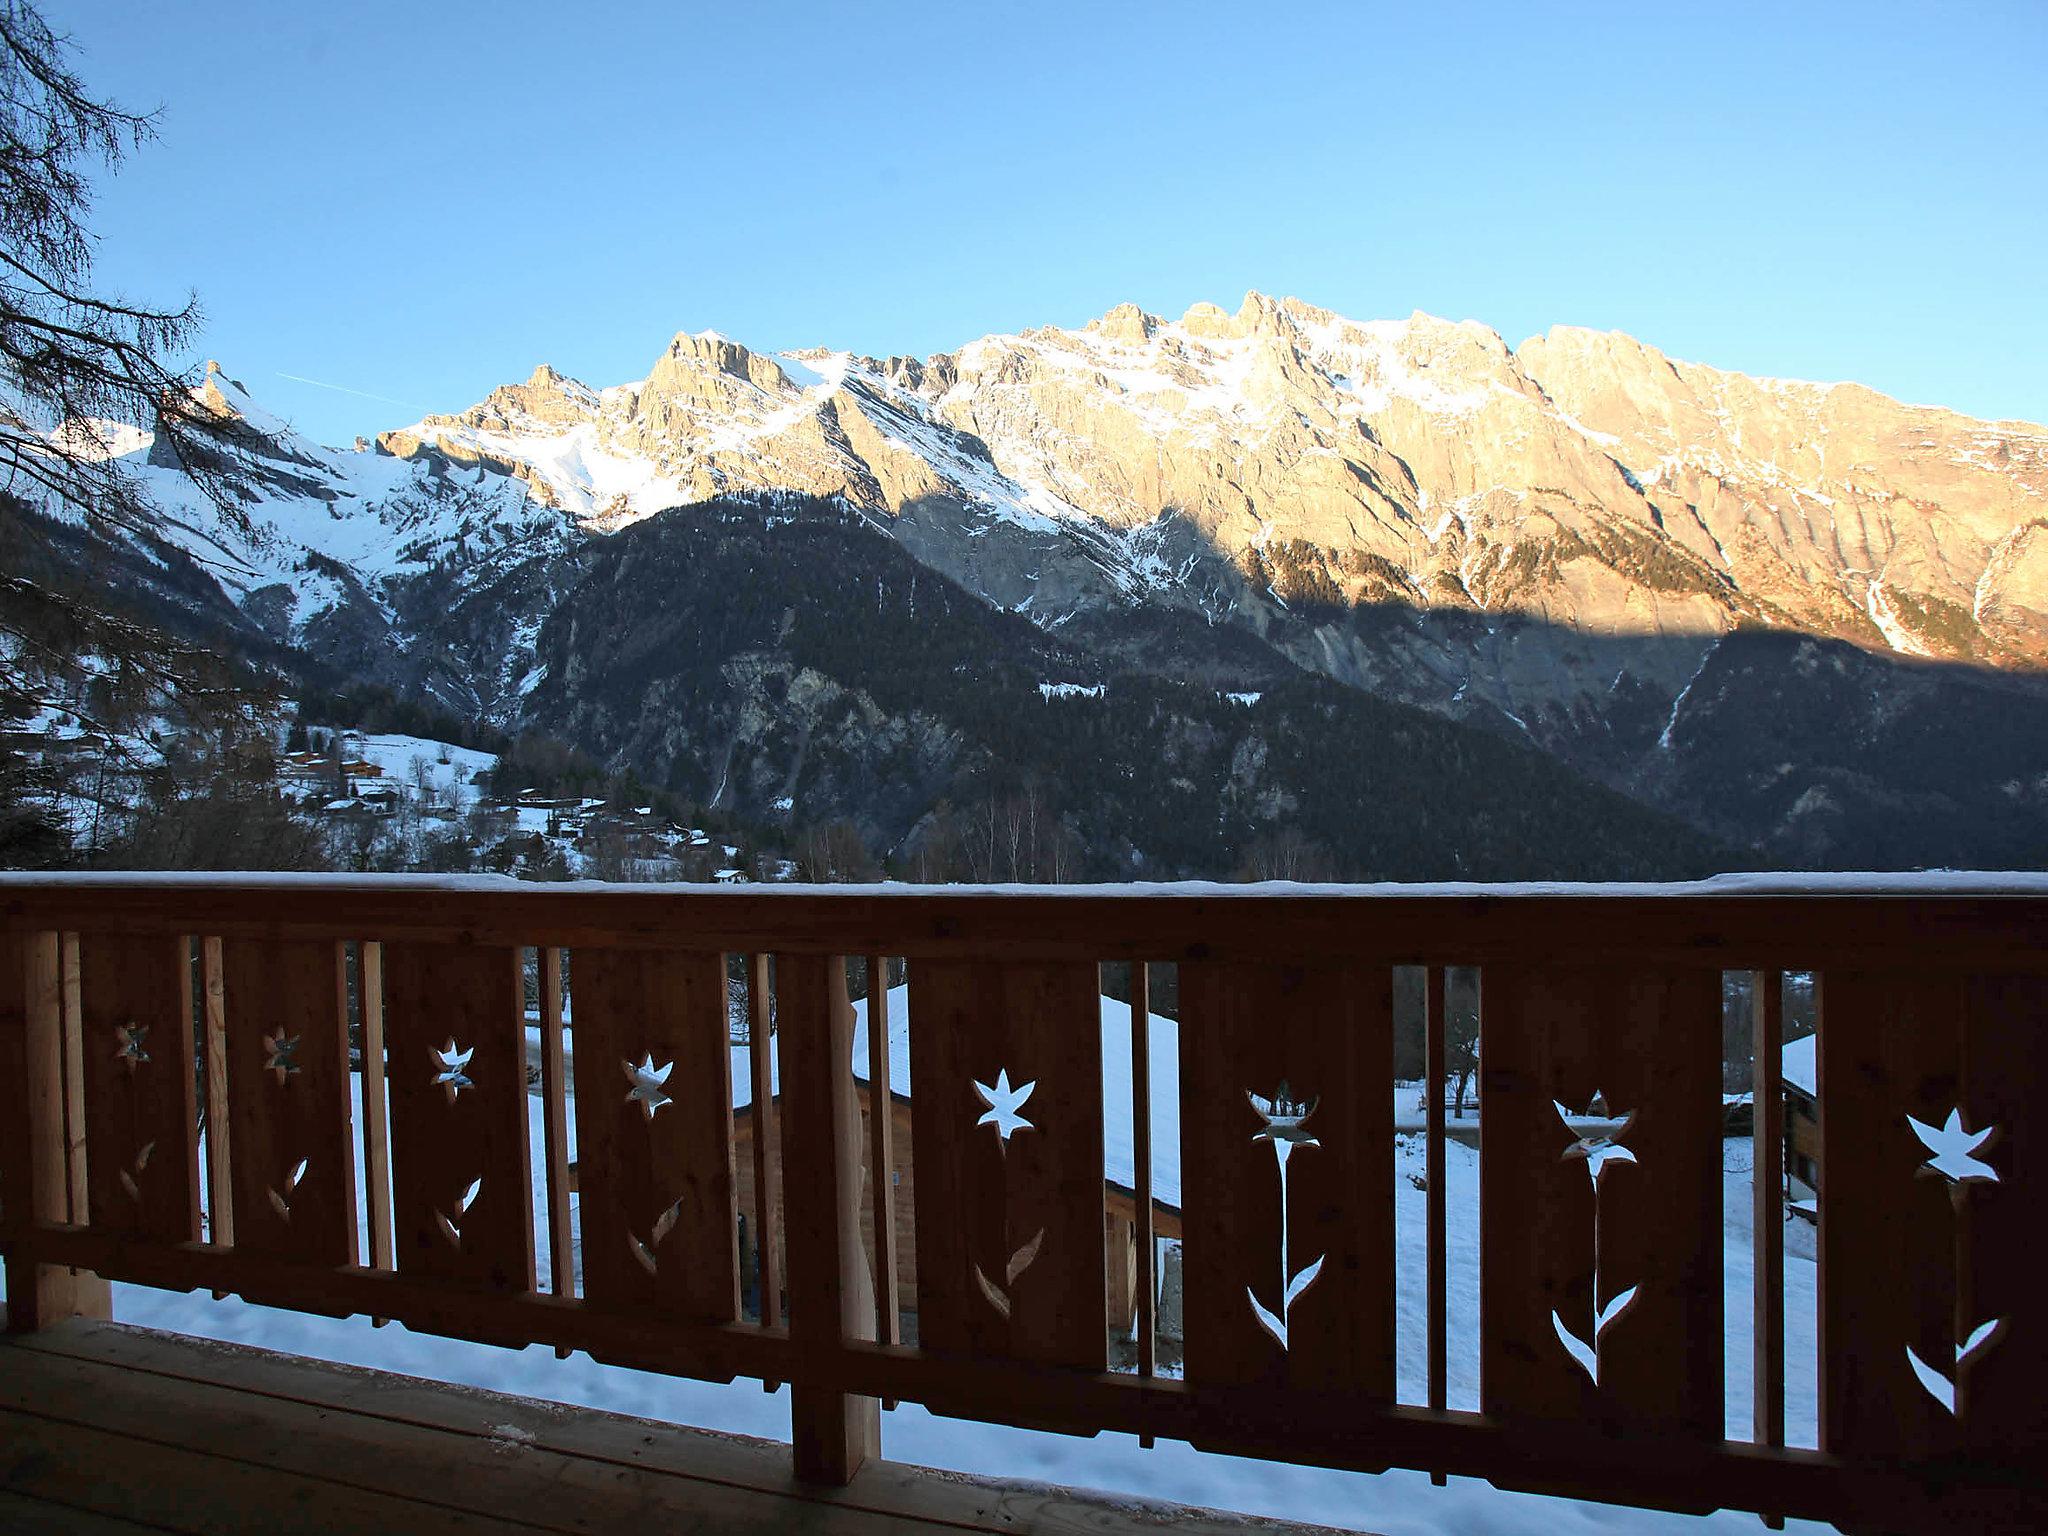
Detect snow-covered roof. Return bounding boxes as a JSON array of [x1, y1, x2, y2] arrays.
[[1782, 1034, 1817, 1099], [730, 985, 1183, 1210]]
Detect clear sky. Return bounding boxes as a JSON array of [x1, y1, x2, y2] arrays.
[[55, 0, 2048, 447]]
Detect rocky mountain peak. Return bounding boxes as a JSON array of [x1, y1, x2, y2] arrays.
[[645, 329, 794, 401], [1084, 301, 1160, 342]]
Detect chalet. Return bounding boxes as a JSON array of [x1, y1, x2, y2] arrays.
[[355, 784, 403, 817], [1781, 1032, 1820, 1207]]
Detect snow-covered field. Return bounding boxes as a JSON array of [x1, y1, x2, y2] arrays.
[[345, 732, 496, 811], [112, 988, 1828, 1536]]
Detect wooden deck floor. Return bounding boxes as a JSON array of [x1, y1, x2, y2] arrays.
[[0, 1320, 1347, 1535]]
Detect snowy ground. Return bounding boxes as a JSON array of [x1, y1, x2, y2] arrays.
[[341, 731, 496, 812], [112, 999, 1829, 1536]]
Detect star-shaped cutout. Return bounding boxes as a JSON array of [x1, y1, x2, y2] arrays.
[[973, 1068, 1036, 1140], [114, 1020, 150, 1068], [1908, 1108, 1998, 1184], [431, 1039, 475, 1101], [262, 1028, 301, 1084], [1554, 1096, 1637, 1184], [622, 1052, 675, 1119]]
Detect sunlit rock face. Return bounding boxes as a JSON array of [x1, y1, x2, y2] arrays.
[[375, 293, 2048, 672]]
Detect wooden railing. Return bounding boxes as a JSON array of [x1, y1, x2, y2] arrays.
[[2, 874, 2044, 1533]]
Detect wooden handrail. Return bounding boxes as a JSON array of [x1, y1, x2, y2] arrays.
[[2, 873, 2045, 966], [2, 873, 2043, 1533]]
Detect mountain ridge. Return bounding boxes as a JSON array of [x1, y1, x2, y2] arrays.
[[25, 295, 2048, 871]]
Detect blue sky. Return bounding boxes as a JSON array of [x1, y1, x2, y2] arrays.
[[58, 0, 2048, 446]]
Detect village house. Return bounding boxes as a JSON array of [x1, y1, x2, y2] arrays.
[[1781, 1032, 1821, 1211]]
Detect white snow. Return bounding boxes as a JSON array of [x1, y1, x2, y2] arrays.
[[1781, 1034, 1816, 1099], [1038, 681, 1106, 701], [1659, 639, 1721, 751], [1864, 579, 1932, 658]]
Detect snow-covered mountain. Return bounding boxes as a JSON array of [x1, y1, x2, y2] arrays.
[[374, 294, 2048, 668], [37, 298, 2048, 867]]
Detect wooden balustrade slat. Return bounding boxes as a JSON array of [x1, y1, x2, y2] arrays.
[[909, 959, 1107, 1373], [1817, 970, 1960, 1462], [1, 935, 31, 1236], [1178, 960, 1395, 1403], [1130, 961, 1156, 1397], [1956, 972, 2048, 1461], [1751, 969, 1784, 1453], [59, 934, 85, 1227], [76, 935, 200, 1244], [864, 955, 899, 1356], [1425, 965, 1447, 1417], [357, 944, 394, 1291], [746, 954, 781, 1340], [219, 939, 358, 1281], [537, 946, 573, 1330], [570, 948, 740, 1333], [5, 932, 109, 1329], [198, 939, 231, 1254], [1479, 964, 1724, 1442], [379, 943, 533, 1302], [1818, 969, 2048, 1468], [776, 953, 878, 1483]]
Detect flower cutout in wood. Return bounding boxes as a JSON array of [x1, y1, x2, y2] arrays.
[[1550, 1094, 1640, 1384], [266, 1156, 310, 1223], [117, 1140, 156, 1202], [114, 1020, 150, 1069], [628, 1197, 685, 1276], [436, 1177, 482, 1248], [431, 1039, 475, 1102], [973, 1068, 1036, 1141], [622, 1052, 675, 1120], [1908, 1109, 1998, 1187], [1245, 1080, 1325, 1350], [262, 1028, 302, 1085], [969, 1065, 1044, 1319], [1904, 1106, 2003, 1414]]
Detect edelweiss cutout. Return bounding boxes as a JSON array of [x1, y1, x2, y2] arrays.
[[431, 1039, 475, 1102], [113, 1020, 150, 1068], [971, 1067, 1045, 1320], [261, 1028, 301, 1084], [974, 1068, 1035, 1139], [1905, 1107, 2003, 1414], [623, 1052, 675, 1120], [1549, 1094, 1640, 1384], [1246, 1081, 1324, 1350]]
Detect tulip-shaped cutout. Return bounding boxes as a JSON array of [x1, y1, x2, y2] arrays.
[[1550, 1095, 1640, 1384], [1246, 1081, 1325, 1350]]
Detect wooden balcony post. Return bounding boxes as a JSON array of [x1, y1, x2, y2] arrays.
[[3, 931, 109, 1331], [776, 953, 879, 1485]]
